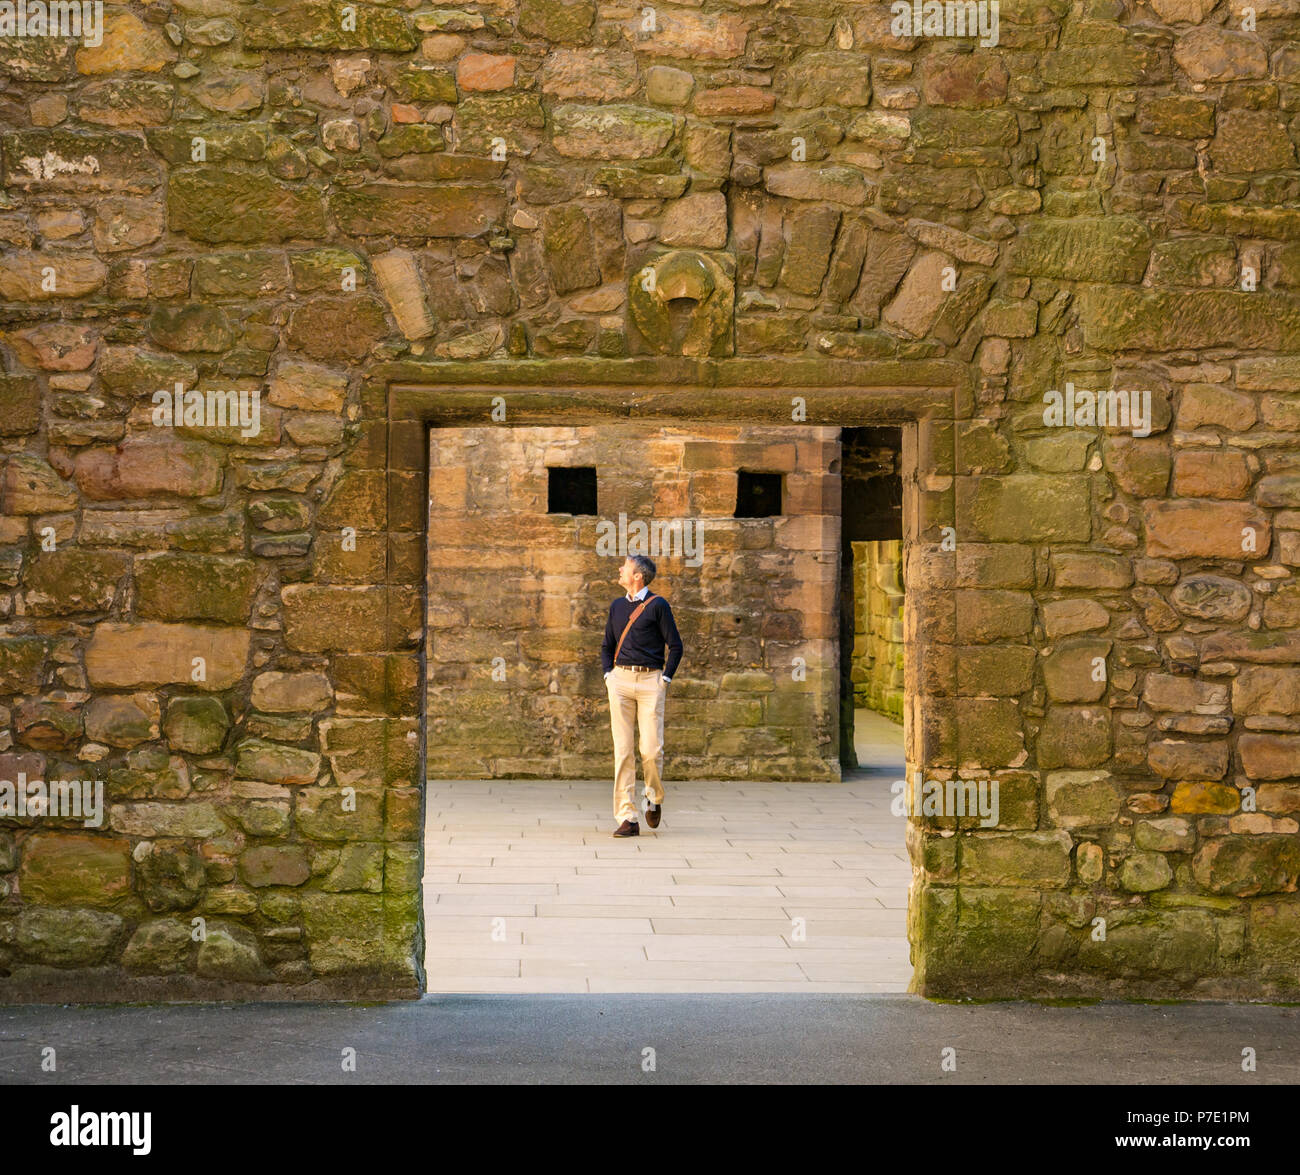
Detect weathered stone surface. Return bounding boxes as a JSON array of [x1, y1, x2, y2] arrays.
[[1120, 852, 1173, 893], [252, 671, 333, 714], [135, 554, 259, 624], [961, 476, 1091, 542], [110, 801, 227, 839], [764, 166, 868, 206], [16, 907, 122, 967], [1175, 27, 1268, 82], [3, 457, 76, 513], [1038, 706, 1112, 769], [4, 129, 160, 192], [635, 11, 747, 60], [1212, 110, 1297, 175], [1173, 450, 1251, 500], [0, 376, 42, 434], [542, 205, 600, 294], [1042, 599, 1109, 639], [1010, 218, 1150, 283], [1080, 289, 1300, 351], [240, 845, 310, 888], [453, 94, 546, 155], [1149, 739, 1229, 781], [85, 693, 161, 748], [1193, 837, 1300, 897], [0, 638, 49, 694], [1077, 908, 1218, 976], [520, 0, 596, 43], [19, 835, 131, 907], [371, 250, 437, 341], [1170, 575, 1253, 622], [1144, 674, 1228, 714], [779, 52, 870, 108], [1135, 816, 1194, 853], [660, 192, 728, 250], [1043, 639, 1110, 704], [282, 586, 388, 652], [86, 623, 250, 690], [1234, 668, 1300, 716], [301, 892, 385, 974], [1142, 501, 1269, 560], [542, 48, 639, 99], [552, 105, 677, 159], [74, 440, 222, 500], [244, 2, 415, 51], [1240, 734, 1300, 780], [78, 79, 173, 128], [122, 919, 193, 974], [76, 11, 176, 74], [1151, 0, 1216, 19], [0, 252, 106, 300], [918, 886, 1040, 987], [285, 298, 389, 362], [1045, 771, 1122, 830], [882, 251, 951, 339], [330, 184, 505, 237], [923, 53, 1007, 108], [1043, 43, 1168, 87], [135, 839, 206, 912], [168, 171, 327, 244], [235, 738, 321, 785], [781, 206, 840, 296], [22, 549, 129, 616], [1238, 358, 1300, 393], [163, 696, 230, 754], [196, 922, 271, 982], [268, 362, 347, 412], [962, 832, 1072, 888]]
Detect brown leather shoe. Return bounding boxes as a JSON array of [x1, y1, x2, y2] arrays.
[[613, 820, 639, 838], [645, 804, 661, 829]]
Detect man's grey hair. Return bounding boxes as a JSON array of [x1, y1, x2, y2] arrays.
[[629, 554, 656, 586]]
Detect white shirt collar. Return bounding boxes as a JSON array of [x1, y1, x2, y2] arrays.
[[627, 586, 649, 602]]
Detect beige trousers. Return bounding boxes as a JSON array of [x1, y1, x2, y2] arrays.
[[607, 666, 666, 824]]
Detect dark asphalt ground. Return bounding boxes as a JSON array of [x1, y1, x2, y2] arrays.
[[2, 994, 1298, 1084]]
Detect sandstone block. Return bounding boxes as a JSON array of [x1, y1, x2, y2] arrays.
[[552, 105, 677, 159], [16, 907, 122, 967], [19, 834, 131, 907], [86, 623, 250, 690], [371, 249, 437, 341], [163, 696, 229, 754], [74, 439, 222, 500], [1240, 733, 1300, 780], [1142, 500, 1269, 560]]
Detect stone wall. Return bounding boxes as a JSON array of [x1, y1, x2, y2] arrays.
[[427, 422, 840, 780], [0, 0, 1298, 1000], [852, 539, 905, 720]]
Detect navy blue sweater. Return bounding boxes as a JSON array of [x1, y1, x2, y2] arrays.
[[601, 593, 684, 678]]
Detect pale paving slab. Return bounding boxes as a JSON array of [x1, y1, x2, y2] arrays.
[[423, 709, 909, 993]]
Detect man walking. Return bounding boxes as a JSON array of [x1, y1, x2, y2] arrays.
[[601, 554, 684, 837]]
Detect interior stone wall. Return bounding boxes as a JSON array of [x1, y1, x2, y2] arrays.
[[0, 0, 1297, 1001], [426, 422, 840, 780], [852, 539, 905, 720]]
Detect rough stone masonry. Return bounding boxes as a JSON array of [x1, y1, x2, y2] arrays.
[[0, 0, 1298, 1002]]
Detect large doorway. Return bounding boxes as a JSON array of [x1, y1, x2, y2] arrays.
[[421, 420, 912, 993]]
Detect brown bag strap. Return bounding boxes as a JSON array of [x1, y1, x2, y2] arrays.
[[613, 593, 655, 666]]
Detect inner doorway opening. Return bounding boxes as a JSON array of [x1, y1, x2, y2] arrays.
[[422, 421, 912, 993]]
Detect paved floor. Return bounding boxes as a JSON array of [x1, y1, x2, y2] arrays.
[[4, 996, 1298, 1084], [422, 710, 910, 993]]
